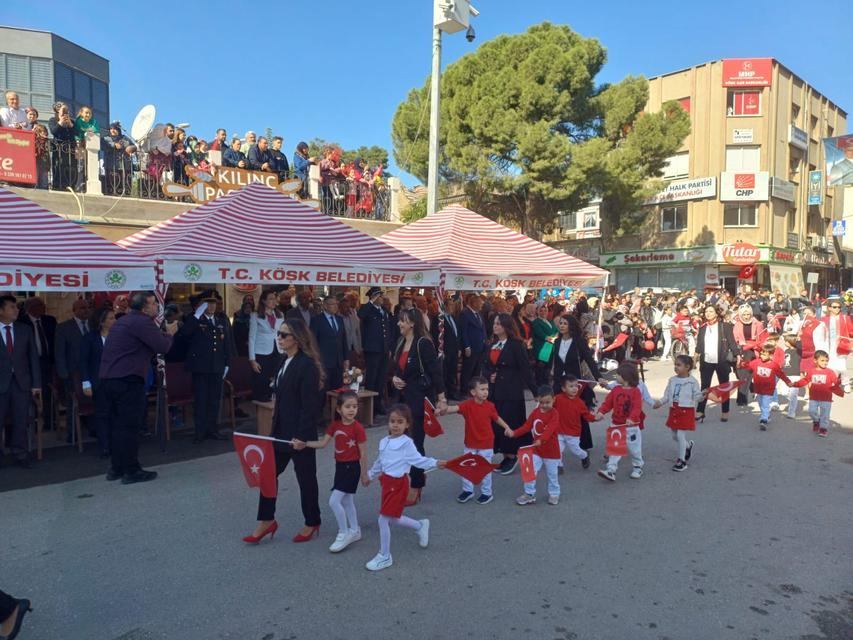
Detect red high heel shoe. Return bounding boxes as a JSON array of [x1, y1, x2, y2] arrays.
[[292, 525, 320, 543], [242, 520, 278, 544], [405, 488, 422, 507]]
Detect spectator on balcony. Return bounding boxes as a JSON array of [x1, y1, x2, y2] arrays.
[[319, 146, 345, 214], [292, 141, 315, 197], [0, 91, 27, 129], [223, 137, 247, 168], [32, 124, 49, 189], [102, 122, 136, 196], [269, 136, 290, 181], [172, 140, 190, 185], [248, 137, 273, 173], [241, 130, 257, 155], [48, 102, 77, 191], [192, 139, 211, 173], [73, 105, 100, 191], [24, 107, 38, 130], [210, 128, 228, 151]]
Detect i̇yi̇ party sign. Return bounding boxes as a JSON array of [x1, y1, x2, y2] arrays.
[[0, 127, 37, 185]]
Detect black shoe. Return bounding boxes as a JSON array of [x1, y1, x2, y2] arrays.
[[205, 431, 228, 441], [139, 429, 153, 438], [759, 420, 767, 431], [581, 456, 590, 469], [672, 459, 688, 472], [106, 468, 122, 481], [16, 456, 33, 469], [456, 491, 474, 503], [6, 598, 32, 640], [498, 457, 518, 475], [685, 440, 694, 461], [121, 469, 158, 485]]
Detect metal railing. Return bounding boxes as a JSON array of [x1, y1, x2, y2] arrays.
[[319, 178, 390, 221]]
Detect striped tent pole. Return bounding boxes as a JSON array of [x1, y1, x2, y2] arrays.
[[436, 271, 447, 357]]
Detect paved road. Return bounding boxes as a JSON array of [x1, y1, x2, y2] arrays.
[[2, 360, 852, 640]]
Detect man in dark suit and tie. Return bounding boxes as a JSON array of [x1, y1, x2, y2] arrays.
[[458, 293, 487, 394], [0, 295, 41, 468], [17, 297, 55, 430], [310, 296, 349, 392], [54, 298, 90, 442], [434, 298, 462, 400], [358, 286, 392, 415], [286, 290, 318, 326]]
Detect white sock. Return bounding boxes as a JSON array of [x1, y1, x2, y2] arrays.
[[342, 493, 359, 532], [378, 515, 392, 557], [329, 490, 348, 535]]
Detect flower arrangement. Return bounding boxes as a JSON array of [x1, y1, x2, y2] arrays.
[[341, 367, 364, 391]]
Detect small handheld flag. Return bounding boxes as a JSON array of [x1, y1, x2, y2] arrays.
[[605, 425, 628, 457], [444, 453, 497, 485], [423, 398, 444, 437]]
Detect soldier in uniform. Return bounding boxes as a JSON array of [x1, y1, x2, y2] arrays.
[[179, 290, 233, 443], [357, 286, 393, 416]]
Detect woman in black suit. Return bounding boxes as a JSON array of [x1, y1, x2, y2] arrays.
[[391, 308, 447, 504], [695, 305, 739, 422], [484, 313, 537, 475], [80, 307, 116, 458], [243, 318, 325, 544], [550, 314, 601, 450]]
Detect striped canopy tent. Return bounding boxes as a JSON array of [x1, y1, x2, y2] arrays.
[[0, 188, 156, 292], [380, 204, 609, 291], [118, 183, 439, 291]]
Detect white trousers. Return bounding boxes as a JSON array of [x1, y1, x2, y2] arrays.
[[606, 426, 643, 472], [661, 331, 673, 359], [523, 454, 561, 497], [808, 400, 832, 429], [558, 434, 588, 468], [460, 447, 494, 496], [776, 377, 801, 418]]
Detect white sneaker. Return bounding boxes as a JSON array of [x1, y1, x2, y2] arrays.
[[597, 469, 616, 482], [365, 553, 393, 571], [629, 467, 643, 479], [348, 528, 362, 543], [329, 532, 353, 553], [417, 519, 430, 548], [770, 402, 780, 412], [547, 495, 559, 505]]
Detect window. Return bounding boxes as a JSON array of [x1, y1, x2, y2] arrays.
[[74, 71, 91, 108], [661, 205, 688, 232], [558, 211, 577, 231], [54, 63, 73, 102], [789, 153, 802, 181], [582, 208, 599, 229], [827, 125, 834, 138], [663, 152, 689, 179], [810, 115, 819, 138], [724, 204, 757, 227], [727, 90, 761, 116], [791, 104, 800, 124], [92, 79, 108, 112], [787, 209, 796, 232], [725, 145, 760, 171]]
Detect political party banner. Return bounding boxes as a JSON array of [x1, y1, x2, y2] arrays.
[[0, 265, 155, 291], [448, 273, 607, 291], [807, 170, 823, 205], [0, 127, 37, 185], [162, 259, 438, 287], [825, 135, 853, 186]]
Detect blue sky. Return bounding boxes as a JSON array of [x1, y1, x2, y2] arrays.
[[5, 1, 850, 186]]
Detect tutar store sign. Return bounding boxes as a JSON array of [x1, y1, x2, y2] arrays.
[[722, 58, 773, 87], [0, 265, 155, 291], [162, 260, 438, 287], [0, 127, 37, 185], [722, 242, 761, 266]]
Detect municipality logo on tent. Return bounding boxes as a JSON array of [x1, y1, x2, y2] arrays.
[[104, 270, 127, 290], [412, 272, 424, 284], [183, 263, 202, 281], [454, 275, 465, 288]]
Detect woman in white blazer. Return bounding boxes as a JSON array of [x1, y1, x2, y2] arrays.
[[248, 289, 284, 401]]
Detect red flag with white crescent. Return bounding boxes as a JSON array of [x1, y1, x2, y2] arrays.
[[444, 453, 497, 485], [602, 332, 629, 353], [423, 398, 444, 437], [605, 426, 628, 457], [518, 445, 536, 483], [233, 433, 277, 498], [706, 380, 744, 403]]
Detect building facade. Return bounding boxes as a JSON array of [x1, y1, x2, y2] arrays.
[[548, 58, 848, 295], [0, 26, 110, 128]]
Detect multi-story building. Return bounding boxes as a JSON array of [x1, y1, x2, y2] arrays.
[[549, 58, 849, 295], [0, 25, 110, 127]]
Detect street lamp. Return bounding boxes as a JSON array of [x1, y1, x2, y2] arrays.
[[427, 0, 478, 216]]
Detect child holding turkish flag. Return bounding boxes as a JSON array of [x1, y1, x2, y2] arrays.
[[553, 375, 598, 472], [441, 376, 512, 505], [736, 343, 793, 431], [791, 350, 845, 437], [595, 362, 645, 482], [653, 355, 706, 472], [503, 385, 562, 506]]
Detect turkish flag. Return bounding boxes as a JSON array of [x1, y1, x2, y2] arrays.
[[605, 426, 628, 457], [738, 265, 755, 280], [518, 445, 536, 483], [706, 380, 744, 403], [742, 329, 769, 351], [602, 332, 629, 353], [423, 399, 444, 437], [444, 453, 497, 485], [837, 335, 853, 356], [233, 433, 277, 498]]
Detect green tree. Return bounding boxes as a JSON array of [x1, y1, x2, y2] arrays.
[[401, 196, 428, 223], [391, 22, 690, 239]]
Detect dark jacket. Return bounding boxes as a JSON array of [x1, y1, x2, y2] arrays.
[[55, 318, 87, 380], [179, 313, 234, 374], [550, 335, 601, 396], [483, 337, 536, 428], [458, 307, 487, 354], [0, 322, 41, 393], [269, 148, 290, 176], [222, 148, 246, 168], [431, 313, 460, 358], [100, 310, 173, 381], [696, 321, 740, 368], [79, 331, 105, 389], [17, 313, 56, 365], [247, 145, 273, 171], [271, 351, 322, 442], [102, 133, 135, 171], [358, 302, 392, 354], [391, 336, 445, 419], [310, 313, 348, 370]]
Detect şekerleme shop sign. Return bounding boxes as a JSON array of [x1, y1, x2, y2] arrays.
[[601, 247, 715, 267]]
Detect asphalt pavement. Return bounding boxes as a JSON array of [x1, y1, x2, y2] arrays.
[[1, 359, 851, 640]]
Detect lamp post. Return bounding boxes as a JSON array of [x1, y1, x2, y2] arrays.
[[427, 0, 478, 216]]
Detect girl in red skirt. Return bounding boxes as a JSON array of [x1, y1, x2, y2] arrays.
[[653, 355, 706, 472], [365, 404, 446, 571]]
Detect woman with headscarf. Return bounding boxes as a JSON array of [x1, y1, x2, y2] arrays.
[[733, 304, 765, 407], [292, 141, 315, 197], [531, 302, 557, 386]]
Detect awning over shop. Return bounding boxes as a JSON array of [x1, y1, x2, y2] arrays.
[[380, 204, 609, 290], [118, 183, 438, 288], [0, 188, 156, 291]]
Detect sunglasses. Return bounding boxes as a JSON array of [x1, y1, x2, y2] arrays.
[[829, 305, 841, 309], [277, 331, 292, 339]]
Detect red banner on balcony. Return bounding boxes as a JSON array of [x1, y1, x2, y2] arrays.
[[0, 127, 37, 185]]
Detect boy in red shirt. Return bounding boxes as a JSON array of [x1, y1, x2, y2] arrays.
[[442, 376, 511, 505], [792, 350, 844, 437], [737, 343, 792, 430], [554, 375, 597, 471], [595, 362, 644, 482], [504, 386, 562, 505]]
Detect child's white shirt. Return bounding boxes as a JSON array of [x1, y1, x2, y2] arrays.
[[367, 434, 438, 480], [659, 375, 704, 408]]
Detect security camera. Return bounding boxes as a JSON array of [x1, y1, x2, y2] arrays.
[[465, 25, 475, 42]]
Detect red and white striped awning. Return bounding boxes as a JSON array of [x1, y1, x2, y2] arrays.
[[118, 183, 438, 287], [381, 204, 609, 290], [0, 188, 156, 291]]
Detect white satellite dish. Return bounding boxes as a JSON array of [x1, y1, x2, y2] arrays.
[[176, 122, 190, 129], [130, 105, 156, 143]]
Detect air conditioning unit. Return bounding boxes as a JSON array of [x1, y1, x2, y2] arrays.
[[808, 233, 822, 249], [561, 227, 575, 237]]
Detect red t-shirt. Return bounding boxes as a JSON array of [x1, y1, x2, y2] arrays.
[[512, 407, 560, 459], [458, 399, 499, 449], [554, 393, 596, 437], [793, 368, 844, 402], [738, 359, 791, 396], [398, 350, 409, 374], [599, 385, 643, 426], [325, 420, 367, 462]]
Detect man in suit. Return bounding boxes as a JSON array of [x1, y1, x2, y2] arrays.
[[458, 293, 487, 394], [54, 298, 90, 443], [358, 286, 392, 415], [310, 296, 349, 391], [17, 297, 55, 430], [0, 295, 41, 468], [286, 290, 317, 325], [432, 298, 462, 400], [179, 291, 233, 443]]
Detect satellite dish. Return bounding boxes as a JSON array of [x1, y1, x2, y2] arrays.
[[130, 105, 156, 143], [176, 122, 190, 129]]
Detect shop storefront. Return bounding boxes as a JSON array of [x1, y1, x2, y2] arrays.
[[600, 247, 716, 291]]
